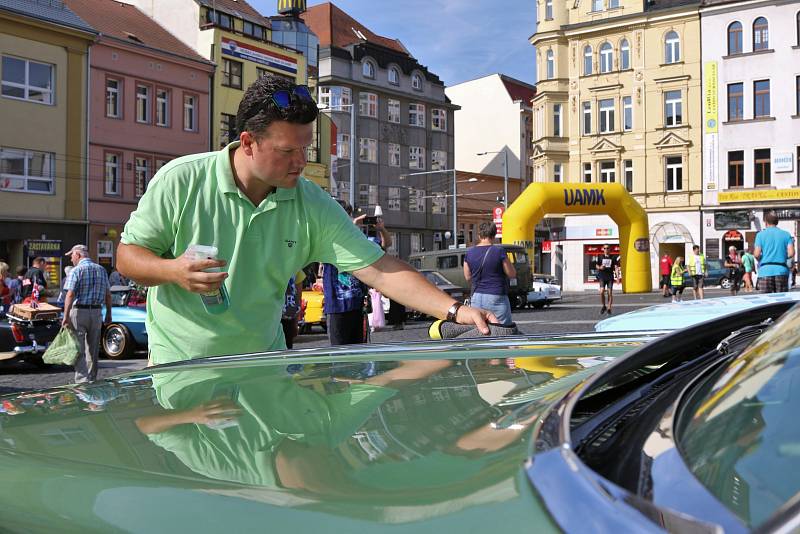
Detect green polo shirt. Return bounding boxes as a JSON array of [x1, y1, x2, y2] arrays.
[[121, 141, 383, 364]]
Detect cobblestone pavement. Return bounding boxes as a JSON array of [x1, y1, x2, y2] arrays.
[[0, 286, 737, 394]]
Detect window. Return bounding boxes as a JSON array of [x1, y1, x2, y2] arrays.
[[599, 43, 613, 73], [797, 12, 800, 46], [155, 158, 169, 172], [362, 60, 375, 79], [410, 190, 426, 213], [665, 156, 683, 191], [388, 143, 401, 167], [754, 80, 770, 118], [432, 108, 447, 131], [412, 73, 423, 91], [0, 147, 54, 193], [727, 22, 743, 55], [727, 83, 743, 121], [796, 76, 800, 115], [359, 138, 377, 163], [432, 193, 447, 215], [545, 0, 553, 19], [554, 163, 562, 183], [156, 88, 170, 127], [609, 0, 619, 7], [106, 78, 121, 118], [243, 21, 265, 40], [183, 94, 197, 131], [409, 103, 425, 127], [256, 67, 269, 79], [104, 152, 120, 195], [592, 0, 603, 11], [600, 161, 615, 183], [620, 96, 632, 131], [582, 101, 592, 135], [753, 17, 769, 51], [388, 187, 401, 211], [319, 86, 351, 109], [624, 160, 633, 191], [388, 67, 400, 85], [431, 150, 447, 171], [337, 133, 350, 159], [665, 90, 682, 126], [583, 45, 593, 75], [599, 98, 614, 133], [553, 103, 562, 136], [546, 50, 555, 79], [409, 146, 425, 169], [1, 55, 53, 104], [134, 157, 150, 198], [620, 39, 630, 69], [583, 162, 593, 183], [206, 9, 232, 29], [359, 92, 378, 118], [410, 233, 422, 253], [754, 148, 771, 186], [388, 99, 401, 123], [222, 59, 242, 89], [136, 84, 151, 123], [727, 150, 744, 188], [220, 113, 236, 147], [665, 31, 681, 64]]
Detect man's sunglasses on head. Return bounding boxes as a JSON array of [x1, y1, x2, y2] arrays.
[[270, 85, 314, 109]]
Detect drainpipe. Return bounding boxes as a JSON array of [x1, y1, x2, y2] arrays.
[[85, 45, 91, 245]]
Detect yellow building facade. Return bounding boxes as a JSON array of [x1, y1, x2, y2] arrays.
[[0, 4, 95, 271], [530, 0, 702, 291]]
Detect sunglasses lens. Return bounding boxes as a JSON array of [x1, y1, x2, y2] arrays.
[[293, 85, 313, 101], [272, 90, 291, 108]]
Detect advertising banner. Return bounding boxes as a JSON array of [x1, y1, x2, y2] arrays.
[[221, 38, 298, 75], [719, 189, 800, 203]]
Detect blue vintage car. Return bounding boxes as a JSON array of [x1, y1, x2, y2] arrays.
[[101, 286, 147, 359], [595, 291, 800, 332]]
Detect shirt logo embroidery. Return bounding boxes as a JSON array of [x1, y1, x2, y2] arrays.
[[285, 239, 297, 248]]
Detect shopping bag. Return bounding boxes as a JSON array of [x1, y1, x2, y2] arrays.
[[43, 327, 80, 366]]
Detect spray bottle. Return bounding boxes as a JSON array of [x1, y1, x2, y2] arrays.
[[186, 244, 229, 314]]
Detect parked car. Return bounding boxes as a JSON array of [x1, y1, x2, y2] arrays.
[[595, 291, 800, 332], [0, 301, 797, 532], [409, 270, 465, 320], [0, 309, 60, 367], [527, 274, 562, 309], [299, 289, 326, 334], [101, 286, 147, 359], [682, 258, 733, 289]]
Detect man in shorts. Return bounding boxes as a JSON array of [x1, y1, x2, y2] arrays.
[[595, 245, 618, 315], [754, 211, 794, 293]]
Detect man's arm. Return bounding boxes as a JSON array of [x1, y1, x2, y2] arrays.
[[753, 246, 762, 260], [117, 243, 227, 294], [353, 255, 494, 333], [61, 290, 74, 328], [787, 241, 795, 261]]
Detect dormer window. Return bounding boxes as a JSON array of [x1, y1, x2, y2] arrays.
[[206, 9, 232, 29], [412, 73, 423, 91], [363, 60, 375, 79], [545, 0, 553, 19], [388, 67, 400, 85]]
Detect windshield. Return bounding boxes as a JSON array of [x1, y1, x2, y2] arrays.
[[676, 305, 800, 528], [508, 251, 528, 264], [109, 290, 128, 307], [423, 271, 451, 286]]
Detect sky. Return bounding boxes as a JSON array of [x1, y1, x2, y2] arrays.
[[251, 0, 538, 87]]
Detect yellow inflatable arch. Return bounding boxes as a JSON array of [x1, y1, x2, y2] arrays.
[[502, 183, 651, 293]]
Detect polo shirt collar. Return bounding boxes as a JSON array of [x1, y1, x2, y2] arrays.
[[216, 140, 298, 203]]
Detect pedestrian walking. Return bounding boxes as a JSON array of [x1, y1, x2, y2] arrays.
[[57, 265, 74, 304], [117, 74, 495, 365], [687, 245, 707, 300], [670, 256, 686, 302], [742, 249, 756, 292], [595, 245, 618, 315], [659, 252, 673, 298], [464, 222, 517, 325], [724, 246, 743, 296], [61, 244, 111, 383], [753, 211, 794, 293]]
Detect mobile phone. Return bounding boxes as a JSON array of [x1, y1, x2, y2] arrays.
[[362, 216, 378, 226]]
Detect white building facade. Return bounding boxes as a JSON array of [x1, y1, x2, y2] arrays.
[[700, 0, 800, 258]]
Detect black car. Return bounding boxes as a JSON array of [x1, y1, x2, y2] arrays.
[[683, 258, 734, 289], [0, 309, 60, 367]]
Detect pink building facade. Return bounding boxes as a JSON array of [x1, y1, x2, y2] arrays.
[[68, 0, 214, 269]]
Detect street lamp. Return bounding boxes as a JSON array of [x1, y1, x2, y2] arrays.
[[318, 102, 356, 208], [401, 168, 464, 247], [476, 149, 508, 208]]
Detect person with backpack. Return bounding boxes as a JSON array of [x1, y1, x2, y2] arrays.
[[463, 222, 516, 326]]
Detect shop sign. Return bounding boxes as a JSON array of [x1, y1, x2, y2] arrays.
[[773, 208, 800, 220], [221, 38, 298, 75], [585, 244, 620, 255], [541, 240, 552, 253], [718, 189, 800, 203], [23, 239, 62, 288], [723, 230, 743, 241], [493, 206, 504, 238], [714, 210, 750, 230], [595, 228, 613, 237], [774, 153, 794, 173]]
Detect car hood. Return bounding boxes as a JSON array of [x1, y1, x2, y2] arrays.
[[109, 305, 147, 322], [595, 292, 800, 332], [0, 333, 655, 532]]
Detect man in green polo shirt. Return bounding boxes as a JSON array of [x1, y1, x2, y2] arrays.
[[118, 74, 494, 365]]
